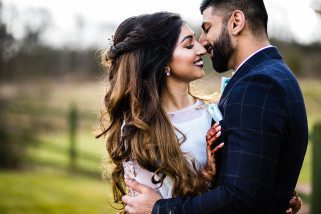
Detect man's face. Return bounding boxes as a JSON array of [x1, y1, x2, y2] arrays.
[[199, 7, 234, 73]]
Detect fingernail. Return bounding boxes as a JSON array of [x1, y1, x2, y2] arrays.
[[216, 131, 221, 137], [215, 126, 221, 131]]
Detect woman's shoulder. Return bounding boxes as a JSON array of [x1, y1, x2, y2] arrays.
[[195, 92, 221, 105]]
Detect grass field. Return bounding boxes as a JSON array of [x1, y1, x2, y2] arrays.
[[0, 169, 116, 214], [0, 77, 319, 213], [0, 131, 119, 213]]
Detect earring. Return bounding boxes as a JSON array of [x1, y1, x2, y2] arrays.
[[165, 66, 170, 76]]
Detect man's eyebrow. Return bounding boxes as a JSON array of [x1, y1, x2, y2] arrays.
[[180, 34, 194, 44]]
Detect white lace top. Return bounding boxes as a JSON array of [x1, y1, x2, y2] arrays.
[[123, 99, 213, 198]]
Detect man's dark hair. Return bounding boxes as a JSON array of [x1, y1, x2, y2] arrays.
[[200, 0, 268, 36]]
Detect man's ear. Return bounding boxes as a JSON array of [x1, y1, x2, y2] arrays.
[[229, 10, 245, 35]]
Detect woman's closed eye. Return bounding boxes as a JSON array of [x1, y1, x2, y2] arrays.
[[186, 44, 194, 49]]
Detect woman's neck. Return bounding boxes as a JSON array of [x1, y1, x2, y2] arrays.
[[162, 79, 196, 113]]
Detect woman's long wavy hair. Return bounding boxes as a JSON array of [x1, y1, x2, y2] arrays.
[[98, 12, 209, 204]]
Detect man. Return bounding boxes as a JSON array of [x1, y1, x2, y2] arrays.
[[122, 0, 308, 213]]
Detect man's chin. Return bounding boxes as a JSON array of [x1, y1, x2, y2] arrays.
[[210, 56, 230, 73], [212, 63, 229, 73]]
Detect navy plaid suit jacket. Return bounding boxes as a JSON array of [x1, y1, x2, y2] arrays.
[[152, 47, 308, 214]]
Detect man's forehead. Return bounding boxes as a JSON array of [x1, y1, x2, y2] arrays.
[[202, 6, 213, 17], [203, 7, 221, 19], [203, 6, 224, 19]]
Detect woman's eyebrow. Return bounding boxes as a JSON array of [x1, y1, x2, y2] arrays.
[[180, 34, 194, 44]]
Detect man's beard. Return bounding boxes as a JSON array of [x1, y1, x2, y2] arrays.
[[210, 25, 234, 73]]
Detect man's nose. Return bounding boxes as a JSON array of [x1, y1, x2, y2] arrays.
[[198, 32, 207, 47]]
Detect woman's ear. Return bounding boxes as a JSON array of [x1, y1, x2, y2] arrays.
[[229, 10, 245, 35], [164, 66, 171, 76]]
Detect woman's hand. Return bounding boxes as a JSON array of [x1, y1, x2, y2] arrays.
[[203, 122, 224, 182]]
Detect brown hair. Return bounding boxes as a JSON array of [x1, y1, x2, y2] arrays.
[[97, 12, 209, 204]]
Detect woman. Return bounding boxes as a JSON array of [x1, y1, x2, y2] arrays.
[[97, 12, 301, 213], [98, 11, 221, 201]]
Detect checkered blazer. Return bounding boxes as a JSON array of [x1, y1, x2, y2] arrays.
[[152, 47, 308, 214]]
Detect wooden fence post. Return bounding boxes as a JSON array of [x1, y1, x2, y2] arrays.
[[68, 104, 79, 170]]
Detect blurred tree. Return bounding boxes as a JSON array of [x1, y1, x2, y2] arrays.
[[2, 2, 317, 83], [284, 49, 303, 77], [0, 0, 15, 79], [0, 98, 38, 169], [271, 38, 321, 78], [20, 8, 52, 54], [313, 0, 321, 14], [74, 15, 91, 75]]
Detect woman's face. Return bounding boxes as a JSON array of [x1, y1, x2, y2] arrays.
[[168, 23, 207, 83]]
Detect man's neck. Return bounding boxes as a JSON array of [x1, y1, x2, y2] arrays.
[[231, 38, 270, 71]]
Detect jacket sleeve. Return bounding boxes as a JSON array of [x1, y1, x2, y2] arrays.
[[152, 74, 287, 214]]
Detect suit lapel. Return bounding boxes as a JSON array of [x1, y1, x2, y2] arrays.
[[218, 46, 283, 112]]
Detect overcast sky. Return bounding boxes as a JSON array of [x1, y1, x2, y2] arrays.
[[2, 0, 321, 48]]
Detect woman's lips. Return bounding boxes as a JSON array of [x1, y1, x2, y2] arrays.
[[194, 58, 204, 68]]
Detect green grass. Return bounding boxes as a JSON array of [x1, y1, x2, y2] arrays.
[[296, 78, 320, 186], [30, 132, 106, 173], [0, 169, 117, 214], [298, 144, 311, 184], [300, 79, 321, 123], [0, 130, 119, 213]]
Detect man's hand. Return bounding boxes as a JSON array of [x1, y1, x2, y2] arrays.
[[122, 178, 163, 214], [285, 191, 302, 214]]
